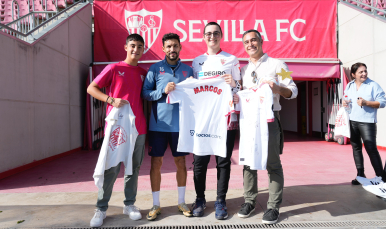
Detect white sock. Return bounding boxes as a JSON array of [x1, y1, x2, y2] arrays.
[[178, 186, 186, 204], [152, 191, 160, 206]]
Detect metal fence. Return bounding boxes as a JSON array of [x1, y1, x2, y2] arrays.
[[341, 0, 386, 19], [0, 0, 86, 42]]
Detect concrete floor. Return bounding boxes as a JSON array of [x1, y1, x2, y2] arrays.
[[1, 187, 386, 228], [1, 133, 386, 228]]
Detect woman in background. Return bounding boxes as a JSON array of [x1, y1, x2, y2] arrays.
[[343, 62, 386, 185]]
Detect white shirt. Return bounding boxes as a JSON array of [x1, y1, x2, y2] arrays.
[[192, 50, 241, 123], [166, 77, 233, 158], [93, 104, 138, 190], [241, 53, 298, 111], [236, 83, 274, 170]]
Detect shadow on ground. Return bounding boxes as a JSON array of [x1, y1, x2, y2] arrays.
[[1, 184, 386, 228]]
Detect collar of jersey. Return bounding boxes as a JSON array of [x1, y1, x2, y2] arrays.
[[205, 49, 222, 55]]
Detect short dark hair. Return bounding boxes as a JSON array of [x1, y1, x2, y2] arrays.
[[350, 62, 367, 76], [203, 22, 223, 37], [126, 34, 144, 45], [242, 29, 262, 42], [162, 33, 180, 46]]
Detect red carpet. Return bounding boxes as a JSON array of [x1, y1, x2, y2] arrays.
[[0, 132, 385, 193]]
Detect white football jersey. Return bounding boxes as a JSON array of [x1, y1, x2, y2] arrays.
[[167, 77, 234, 158], [192, 50, 241, 123], [93, 104, 138, 190], [236, 83, 274, 170], [192, 50, 241, 81]]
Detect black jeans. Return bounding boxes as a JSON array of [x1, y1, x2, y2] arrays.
[[350, 121, 384, 177], [193, 130, 236, 200]]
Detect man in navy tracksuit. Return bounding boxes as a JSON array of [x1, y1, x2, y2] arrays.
[[142, 33, 194, 220]]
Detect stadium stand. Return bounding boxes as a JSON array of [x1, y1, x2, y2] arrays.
[[377, 0, 386, 15], [1, 0, 18, 24], [343, 0, 386, 18]]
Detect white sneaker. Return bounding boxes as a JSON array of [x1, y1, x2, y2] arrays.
[[90, 209, 106, 227], [123, 205, 142, 220], [357, 176, 384, 186], [363, 182, 386, 198]]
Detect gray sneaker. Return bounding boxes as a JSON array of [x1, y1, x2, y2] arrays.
[[90, 209, 106, 227]]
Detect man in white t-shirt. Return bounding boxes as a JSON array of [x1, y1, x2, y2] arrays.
[[190, 22, 241, 220], [234, 30, 298, 224]]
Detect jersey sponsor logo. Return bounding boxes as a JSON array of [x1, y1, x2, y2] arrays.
[[109, 125, 127, 151], [193, 85, 223, 95], [182, 71, 188, 77], [220, 59, 226, 65], [118, 71, 125, 76], [125, 9, 162, 54], [195, 133, 222, 139], [118, 113, 123, 119], [250, 88, 258, 92], [246, 98, 250, 102], [198, 70, 226, 79], [190, 130, 195, 136], [160, 67, 164, 71]]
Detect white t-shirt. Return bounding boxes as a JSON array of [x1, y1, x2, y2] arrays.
[[192, 50, 241, 124], [166, 77, 234, 158], [236, 83, 274, 170], [93, 104, 138, 190]]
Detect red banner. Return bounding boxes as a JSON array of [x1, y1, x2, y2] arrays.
[[94, 0, 337, 62]]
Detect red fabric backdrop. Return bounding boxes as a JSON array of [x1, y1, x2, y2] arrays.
[[94, 0, 337, 62]]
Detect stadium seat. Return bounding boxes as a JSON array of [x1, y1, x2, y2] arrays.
[[66, 0, 73, 4], [361, 0, 371, 10], [348, 0, 358, 6], [45, 0, 57, 11], [377, 0, 386, 15], [29, 0, 46, 19], [1, 0, 17, 24], [15, 0, 29, 17], [57, 0, 65, 8]]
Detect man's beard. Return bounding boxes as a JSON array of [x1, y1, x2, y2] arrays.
[[167, 52, 179, 61]]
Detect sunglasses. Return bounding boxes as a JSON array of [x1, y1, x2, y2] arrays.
[[251, 71, 259, 84]]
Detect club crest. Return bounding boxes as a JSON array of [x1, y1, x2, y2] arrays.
[[220, 59, 226, 65], [109, 125, 127, 151], [260, 96, 264, 104], [190, 130, 195, 136], [182, 71, 188, 77], [125, 8, 163, 54]]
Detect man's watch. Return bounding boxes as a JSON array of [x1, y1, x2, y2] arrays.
[[232, 81, 242, 93]]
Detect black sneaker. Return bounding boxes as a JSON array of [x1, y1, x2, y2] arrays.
[[191, 198, 206, 217], [262, 208, 280, 224], [237, 203, 255, 218], [214, 199, 228, 220], [352, 179, 361, 185]]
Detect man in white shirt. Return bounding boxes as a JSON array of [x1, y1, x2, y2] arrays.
[[234, 30, 298, 224]]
